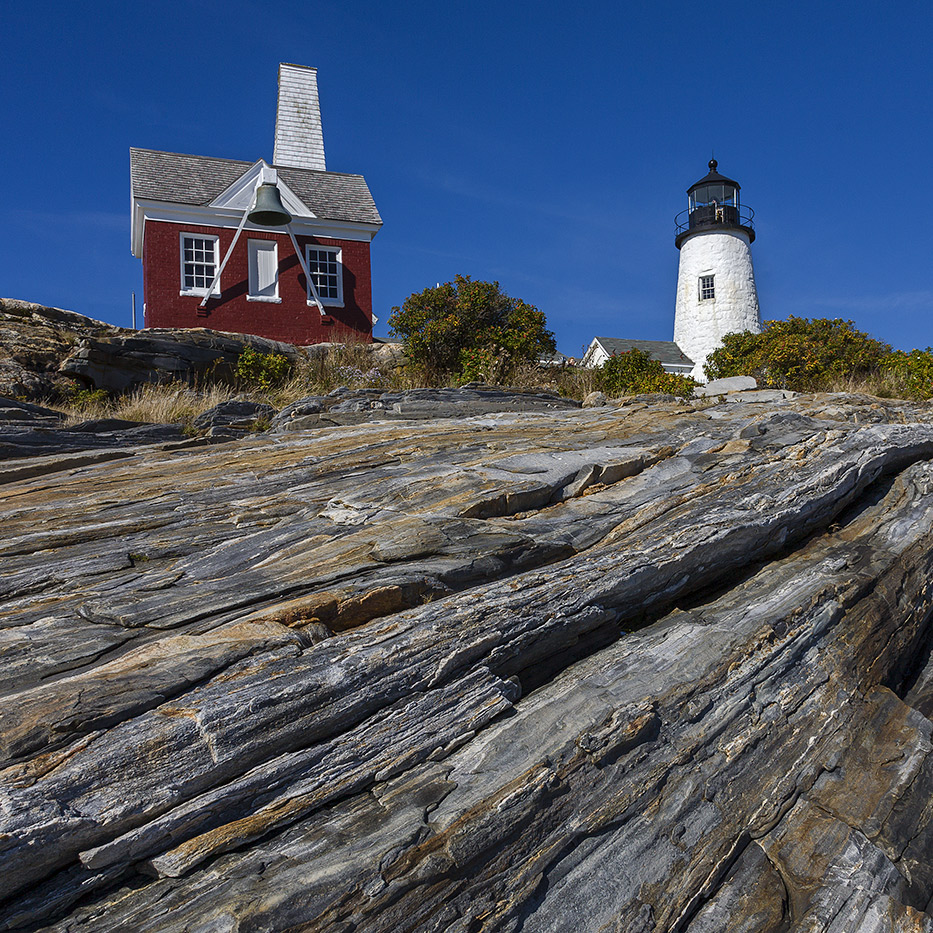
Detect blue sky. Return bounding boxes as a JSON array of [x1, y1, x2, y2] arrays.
[[2, 1, 932, 357]]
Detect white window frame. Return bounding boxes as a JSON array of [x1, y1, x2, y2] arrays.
[[305, 244, 344, 307], [699, 274, 715, 301], [179, 232, 220, 297], [247, 239, 281, 303]]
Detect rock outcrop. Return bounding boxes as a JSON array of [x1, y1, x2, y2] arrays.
[[4, 391, 933, 931], [0, 388, 577, 467], [59, 330, 304, 394], [270, 385, 579, 431], [0, 299, 383, 398], [0, 396, 190, 466], [0, 300, 123, 398]]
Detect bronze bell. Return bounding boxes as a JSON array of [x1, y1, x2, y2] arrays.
[[247, 183, 292, 226]]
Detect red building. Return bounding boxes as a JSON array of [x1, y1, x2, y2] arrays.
[[130, 64, 382, 345]]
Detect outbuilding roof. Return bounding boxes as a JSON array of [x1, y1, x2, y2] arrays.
[[592, 337, 694, 368], [129, 148, 382, 226]]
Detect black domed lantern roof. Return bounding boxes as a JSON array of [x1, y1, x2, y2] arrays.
[[687, 159, 741, 195], [675, 159, 755, 248]]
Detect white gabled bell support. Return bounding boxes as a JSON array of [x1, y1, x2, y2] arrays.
[[199, 167, 326, 316]]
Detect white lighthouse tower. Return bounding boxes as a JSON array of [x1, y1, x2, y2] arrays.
[[673, 160, 761, 381]]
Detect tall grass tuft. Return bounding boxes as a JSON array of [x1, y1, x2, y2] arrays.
[[55, 382, 237, 427]]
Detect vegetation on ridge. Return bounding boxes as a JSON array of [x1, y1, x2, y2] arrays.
[[705, 316, 933, 399], [595, 347, 697, 399], [388, 276, 556, 383], [233, 347, 293, 391], [35, 299, 933, 431]]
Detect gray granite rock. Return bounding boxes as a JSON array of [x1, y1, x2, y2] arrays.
[[722, 387, 797, 402], [694, 374, 758, 395], [3, 394, 933, 931], [270, 386, 579, 432], [60, 331, 302, 393], [0, 397, 65, 426], [0, 403, 187, 463], [0, 299, 124, 399], [192, 399, 276, 433]]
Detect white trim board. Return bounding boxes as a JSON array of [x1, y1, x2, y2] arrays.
[[132, 199, 379, 257], [208, 160, 313, 219]]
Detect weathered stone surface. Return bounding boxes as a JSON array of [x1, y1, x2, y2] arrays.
[[0, 409, 188, 463], [4, 393, 933, 931], [695, 374, 758, 395], [329, 385, 579, 418], [270, 386, 579, 432], [192, 399, 276, 433], [582, 390, 608, 407], [0, 299, 123, 398], [723, 387, 798, 402], [60, 330, 304, 393], [0, 397, 65, 426], [0, 299, 298, 396]]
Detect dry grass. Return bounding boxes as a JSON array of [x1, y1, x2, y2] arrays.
[[48, 344, 603, 427], [294, 343, 421, 396], [118, 383, 236, 423], [484, 362, 598, 399], [820, 372, 913, 401], [55, 383, 237, 427]]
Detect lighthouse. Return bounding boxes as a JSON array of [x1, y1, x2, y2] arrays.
[[673, 160, 761, 381]]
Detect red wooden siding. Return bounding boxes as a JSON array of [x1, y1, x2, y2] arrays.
[[143, 220, 373, 345]]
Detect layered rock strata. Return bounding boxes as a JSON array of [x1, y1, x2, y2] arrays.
[[3, 393, 933, 931], [0, 299, 398, 398]]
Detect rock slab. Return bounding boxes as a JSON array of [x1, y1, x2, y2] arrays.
[[3, 392, 933, 931]]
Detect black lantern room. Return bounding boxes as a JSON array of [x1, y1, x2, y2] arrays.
[[675, 160, 755, 248]]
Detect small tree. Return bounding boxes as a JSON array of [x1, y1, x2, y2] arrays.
[[388, 275, 556, 382], [596, 347, 696, 399], [704, 317, 891, 391]]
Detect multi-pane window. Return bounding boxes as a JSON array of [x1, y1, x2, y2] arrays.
[[305, 246, 343, 305], [699, 275, 715, 301], [180, 234, 219, 295]]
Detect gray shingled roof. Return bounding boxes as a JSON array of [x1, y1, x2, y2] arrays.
[[594, 338, 694, 367], [130, 148, 382, 226]]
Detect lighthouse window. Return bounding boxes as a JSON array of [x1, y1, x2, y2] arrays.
[[699, 275, 715, 301]]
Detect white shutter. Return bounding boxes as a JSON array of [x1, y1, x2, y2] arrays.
[[248, 240, 278, 299]]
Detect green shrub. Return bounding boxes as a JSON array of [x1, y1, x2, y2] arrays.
[[234, 347, 292, 391], [596, 347, 697, 399], [879, 348, 933, 400], [63, 385, 110, 413], [388, 275, 556, 382], [704, 317, 891, 391]]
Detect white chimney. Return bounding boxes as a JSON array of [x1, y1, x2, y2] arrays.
[[273, 63, 326, 171]]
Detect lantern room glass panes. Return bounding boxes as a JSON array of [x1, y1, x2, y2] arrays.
[[305, 246, 343, 305], [180, 234, 219, 295], [689, 185, 738, 211]]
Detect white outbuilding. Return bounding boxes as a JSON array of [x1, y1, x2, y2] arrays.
[[581, 337, 694, 375], [673, 160, 761, 381]]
